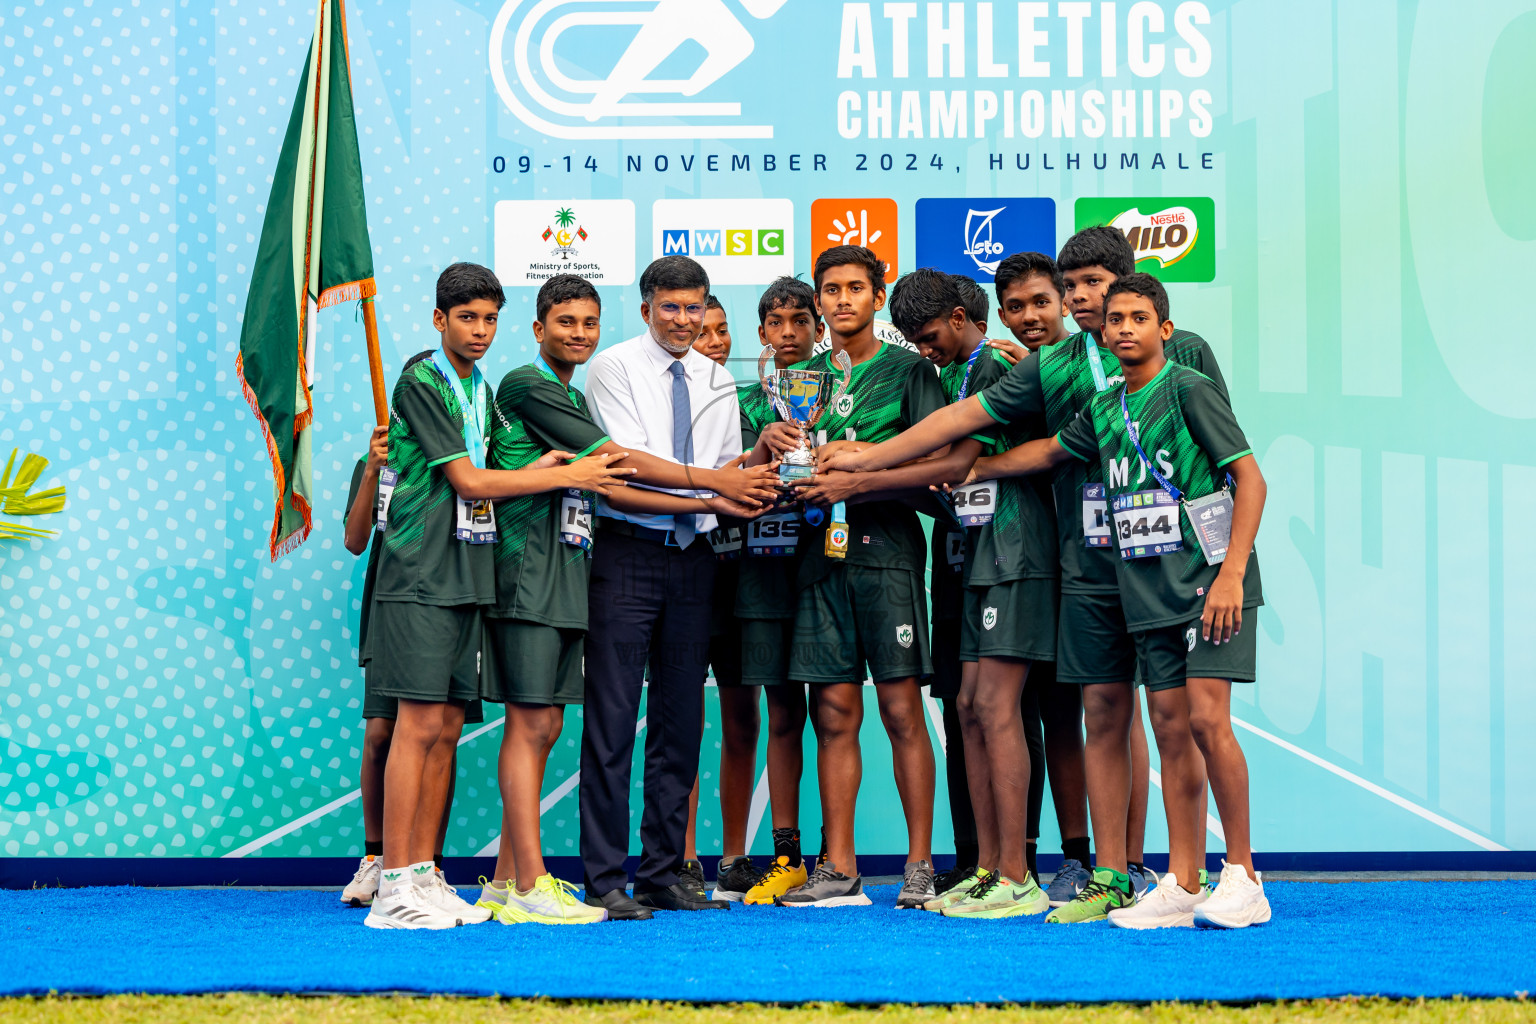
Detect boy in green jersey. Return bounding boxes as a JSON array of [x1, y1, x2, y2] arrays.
[[824, 229, 1229, 921], [471, 275, 777, 925], [995, 274, 1271, 929], [775, 248, 975, 909], [364, 263, 637, 931], [887, 269, 1052, 919], [338, 425, 484, 907], [722, 278, 828, 904]]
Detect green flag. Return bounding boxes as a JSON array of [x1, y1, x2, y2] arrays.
[[237, 0, 375, 560]]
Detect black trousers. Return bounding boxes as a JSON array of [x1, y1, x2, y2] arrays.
[[580, 528, 716, 896]]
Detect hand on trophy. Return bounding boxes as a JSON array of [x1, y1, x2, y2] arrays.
[[816, 446, 871, 474], [703, 493, 772, 520], [791, 470, 864, 510], [711, 452, 783, 507], [756, 421, 805, 456]]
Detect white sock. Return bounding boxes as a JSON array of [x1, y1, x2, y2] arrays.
[[379, 865, 412, 898], [408, 860, 436, 888]]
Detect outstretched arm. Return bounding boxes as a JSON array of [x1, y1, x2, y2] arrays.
[[795, 439, 982, 509], [963, 437, 1075, 485], [818, 396, 995, 474], [442, 452, 636, 500]]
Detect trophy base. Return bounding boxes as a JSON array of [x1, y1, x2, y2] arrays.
[[779, 463, 815, 485]]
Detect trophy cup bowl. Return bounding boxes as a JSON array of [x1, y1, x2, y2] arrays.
[[757, 346, 853, 487]]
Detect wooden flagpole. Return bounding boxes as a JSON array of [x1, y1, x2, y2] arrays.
[[361, 297, 388, 427]]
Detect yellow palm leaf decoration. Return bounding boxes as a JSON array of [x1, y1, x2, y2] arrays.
[[0, 448, 66, 540]]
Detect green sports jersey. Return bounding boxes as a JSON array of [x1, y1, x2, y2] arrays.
[[343, 458, 382, 665], [485, 362, 610, 628], [1056, 360, 1262, 630], [372, 352, 497, 607], [735, 379, 797, 619], [977, 329, 1227, 593], [797, 342, 947, 579], [943, 346, 1056, 588]]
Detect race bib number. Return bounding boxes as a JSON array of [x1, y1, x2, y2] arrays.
[[952, 480, 996, 527], [558, 489, 592, 550], [1185, 489, 1234, 565], [375, 468, 397, 533], [1111, 489, 1182, 560], [746, 512, 800, 557], [707, 522, 745, 560], [944, 528, 965, 570], [1081, 482, 1111, 548], [455, 495, 498, 545]]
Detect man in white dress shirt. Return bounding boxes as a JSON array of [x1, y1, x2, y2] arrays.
[[579, 255, 772, 918]]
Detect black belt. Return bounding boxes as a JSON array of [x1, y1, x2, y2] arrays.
[[598, 517, 685, 547]]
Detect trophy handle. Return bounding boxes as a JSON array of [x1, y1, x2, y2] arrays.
[[758, 345, 790, 419], [824, 349, 854, 415]]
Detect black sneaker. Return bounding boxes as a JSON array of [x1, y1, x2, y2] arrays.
[[634, 882, 730, 911], [710, 856, 764, 902], [680, 858, 706, 892], [934, 861, 980, 896]]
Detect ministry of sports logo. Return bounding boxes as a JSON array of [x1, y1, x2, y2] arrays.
[[543, 207, 587, 262], [896, 624, 914, 649], [982, 607, 998, 631], [489, 0, 788, 140]]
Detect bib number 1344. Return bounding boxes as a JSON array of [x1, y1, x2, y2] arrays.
[[1110, 489, 1183, 560]]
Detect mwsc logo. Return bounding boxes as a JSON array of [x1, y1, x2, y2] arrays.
[[489, 0, 788, 140]]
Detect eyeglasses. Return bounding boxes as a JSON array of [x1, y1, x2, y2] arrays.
[[656, 302, 706, 321]]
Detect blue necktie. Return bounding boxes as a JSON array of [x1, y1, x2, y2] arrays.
[[669, 360, 696, 548]]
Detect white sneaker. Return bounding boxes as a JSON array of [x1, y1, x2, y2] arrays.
[[1107, 872, 1208, 929], [340, 855, 380, 907], [364, 884, 464, 930], [420, 869, 493, 924], [1194, 860, 1271, 929]]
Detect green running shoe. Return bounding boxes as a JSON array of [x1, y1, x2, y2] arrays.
[[1199, 867, 1211, 891], [922, 869, 986, 913], [941, 873, 1050, 918], [1044, 867, 1134, 923]]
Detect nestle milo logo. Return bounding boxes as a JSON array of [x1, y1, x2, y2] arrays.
[[1074, 197, 1216, 283]]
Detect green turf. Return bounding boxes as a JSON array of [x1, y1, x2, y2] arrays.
[[0, 997, 1531, 1024]]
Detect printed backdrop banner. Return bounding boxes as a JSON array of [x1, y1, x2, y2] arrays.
[[0, 1, 1531, 864]]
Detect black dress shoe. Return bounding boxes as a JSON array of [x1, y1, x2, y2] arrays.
[[634, 882, 731, 911], [584, 888, 653, 920]]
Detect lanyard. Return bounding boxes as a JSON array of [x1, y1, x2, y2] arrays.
[[430, 349, 487, 469], [1119, 386, 1182, 502], [955, 341, 986, 401], [1084, 335, 1110, 392]]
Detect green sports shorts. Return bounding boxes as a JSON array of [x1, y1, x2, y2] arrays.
[[739, 617, 794, 687], [960, 578, 1059, 663], [1132, 613, 1259, 691], [368, 601, 481, 704], [1055, 589, 1138, 686], [481, 619, 584, 705], [788, 564, 931, 685], [362, 669, 484, 723]]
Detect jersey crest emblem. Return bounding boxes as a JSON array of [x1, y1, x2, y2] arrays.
[[982, 606, 998, 631], [896, 623, 914, 648]]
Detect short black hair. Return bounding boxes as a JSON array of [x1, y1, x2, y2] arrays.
[[639, 255, 709, 303], [994, 252, 1064, 304], [1104, 272, 1169, 323], [1057, 226, 1136, 279], [756, 276, 820, 325], [948, 274, 989, 324], [435, 261, 506, 314], [535, 274, 601, 322], [813, 244, 886, 292], [888, 268, 965, 340], [705, 293, 724, 313]]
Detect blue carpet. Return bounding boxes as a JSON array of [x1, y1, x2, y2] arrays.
[[4, 882, 1533, 1002]]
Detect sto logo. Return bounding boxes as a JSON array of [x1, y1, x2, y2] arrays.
[[490, 0, 788, 140]]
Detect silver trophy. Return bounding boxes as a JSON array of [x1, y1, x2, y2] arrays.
[[757, 346, 854, 486]]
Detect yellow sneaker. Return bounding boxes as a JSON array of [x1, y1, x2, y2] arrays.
[[488, 874, 607, 925], [743, 855, 808, 905]]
